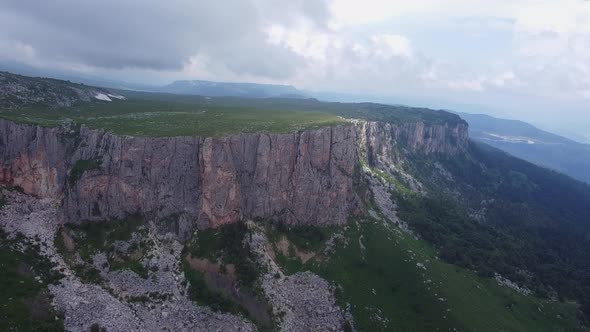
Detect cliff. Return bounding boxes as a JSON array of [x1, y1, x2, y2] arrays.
[[0, 119, 358, 238], [358, 120, 468, 168], [0, 115, 468, 238]]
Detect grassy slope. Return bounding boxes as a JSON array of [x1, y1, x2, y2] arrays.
[[0, 230, 64, 331], [270, 219, 584, 332], [395, 141, 590, 307]]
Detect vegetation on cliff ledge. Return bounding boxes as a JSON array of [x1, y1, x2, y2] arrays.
[[68, 159, 101, 186]]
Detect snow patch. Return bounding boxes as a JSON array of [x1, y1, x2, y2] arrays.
[[107, 93, 126, 100], [94, 93, 112, 101]]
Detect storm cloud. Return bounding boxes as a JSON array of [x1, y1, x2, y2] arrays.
[[0, 0, 329, 78]]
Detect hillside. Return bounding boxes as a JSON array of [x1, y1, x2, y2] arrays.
[[355, 126, 590, 329], [457, 112, 590, 184], [1, 72, 590, 331], [0, 71, 122, 109]]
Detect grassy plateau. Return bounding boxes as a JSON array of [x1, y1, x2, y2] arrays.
[[0, 89, 462, 137]]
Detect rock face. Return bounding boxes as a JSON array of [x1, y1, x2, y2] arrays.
[[0, 119, 358, 237], [358, 120, 468, 167], [0, 117, 467, 237], [0, 120, 67, 197]]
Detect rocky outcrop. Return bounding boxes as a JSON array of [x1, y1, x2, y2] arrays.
[[0, 190, 257, 332], [358, 120, 468, 168], [247, 223, 348, 331], [0, 119, 358, 237]]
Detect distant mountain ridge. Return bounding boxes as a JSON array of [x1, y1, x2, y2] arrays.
[[160, 80, 306, 98], [455, 111, 590, 184], [0, 63, 308, 99]]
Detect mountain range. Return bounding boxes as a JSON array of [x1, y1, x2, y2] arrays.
[[159, 80, 305, 98], [457, 112, 590, 184]]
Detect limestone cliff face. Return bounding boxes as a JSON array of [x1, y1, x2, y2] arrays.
[[0, 117, 467, 238], [0, 121, 67, 197], [0, 119, 357, 238], [358, 120, 468, 168]]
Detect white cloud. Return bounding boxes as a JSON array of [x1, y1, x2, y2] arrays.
[[266, 24, 334, 60], [328, 0, 524, 27], [513, 0, 590, 34], [370, 34, 413, 58], [490, 70, 517, 87], [320, 0, 590, 99], [0, 40, 36, 63]]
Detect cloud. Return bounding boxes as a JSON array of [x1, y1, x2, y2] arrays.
[[0, 0, 589, 103], [328, 0, 527, 27], [0, 40, 36, 62], [0, 0, 330, 79], [266, 25, 515, 95], [511, 2, 590, 99], [370, 35, 413, 58]]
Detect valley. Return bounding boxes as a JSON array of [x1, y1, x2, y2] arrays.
[[457, 112, 590, 184]]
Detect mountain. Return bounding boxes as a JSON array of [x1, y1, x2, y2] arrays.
[[0, 64, 307, 99], [0, 61, 159, 92], [456, 111, 590, 184], [160, 80, 306, 98], [2, 72, 590, 331]]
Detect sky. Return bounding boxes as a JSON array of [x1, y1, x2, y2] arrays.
[[0, 0, 589, 140]]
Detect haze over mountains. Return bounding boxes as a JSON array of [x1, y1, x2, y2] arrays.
[[160, 80, 305, 98], [456, 112, 590, 185], [0, 62, 307, 99]]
